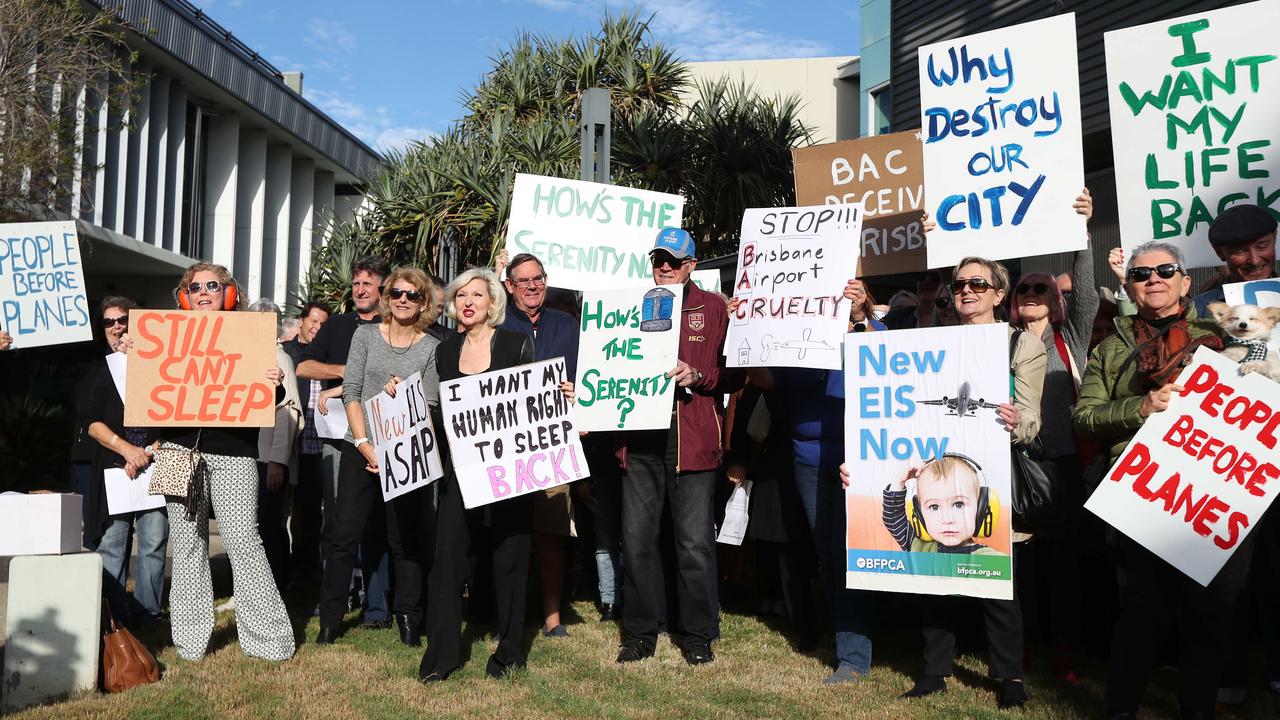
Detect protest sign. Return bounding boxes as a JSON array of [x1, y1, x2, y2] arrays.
[[792, 131, 927, 276], [690, 269, 721, 294], [442, 357, 589, 508], [727, 205, 862, 370], [0, 221, 92, 349], [506, 174, 686, 291], [917, 14, 1086, 268], [1085, 347, 1280, 586], [1106, 0, 1280, 270], [364, 372, 443, 502], [123, 309, 277, 427], [575, 285, 682, 431], [1224, 279, 1280, 355], [105, 467, 165, 515], [843, 323, 1014, 600]]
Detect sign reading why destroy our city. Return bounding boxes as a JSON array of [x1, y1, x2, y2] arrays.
[[575, 285, 683, 431], [1086, 348, 1280, 586], [727, 205, 862, 371], [792, 131, 927, 276], [123, 309, 277, 427], [506, 173, 685, 291], [1106, 0, 1280, 270], [0, 221, 92, 349], [917, 13, 1086, 268], [442, 357, 589, 509], [365, 372, 444, 502], [843, 323, 1014, 600]]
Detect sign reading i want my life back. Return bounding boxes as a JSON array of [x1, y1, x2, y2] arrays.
[[727, 205, 863, 371], [442, 357, 589, 509], [1085, 348, 1280, 586], [1106, 0, 1280, 270], [0, 221, 92, 348], [365, 372, 444, 502], [506, 174, 685, 292], [917, 14, 1086, 269], [843, 323, 1014, 600]]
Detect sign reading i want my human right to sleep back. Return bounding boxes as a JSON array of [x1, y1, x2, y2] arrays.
[[0, 221, 92, 348]]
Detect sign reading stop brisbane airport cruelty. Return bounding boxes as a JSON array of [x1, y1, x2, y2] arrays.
[[0, 221, 93, 349], [727, 205, 862, 371], [1106, 0, 1280, 270], [917, 14, 1086, 269], [506, 174, 685, 292]]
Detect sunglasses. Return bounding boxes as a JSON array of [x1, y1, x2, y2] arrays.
[[1016, 282, 1050, 296], [1126, 263, 1183, 282], [387, 288, 425, 302], [186, 280, 224, 294], [102, 316, 128, 328], [949, 277, 993, 294], [651, 254, 691, 269]]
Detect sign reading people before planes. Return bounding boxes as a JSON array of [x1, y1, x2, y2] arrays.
[[575, 285, 683, 432], [365, 372, 444, 502], [917, 14, 1086, 269], [1106, 0, 1280, 270], [0, 221, 92, 348], [1085, 348, 1280, 586], [442, 357, 589, 508], [842, 323, 1014, 600], [506, 174, 685, 291], [123, 309, 278, 427], [727, 205, 862, 370], [792, 131, 927, 276]]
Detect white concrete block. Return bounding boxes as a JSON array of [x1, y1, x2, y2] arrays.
[[0, 494, 82, 556]]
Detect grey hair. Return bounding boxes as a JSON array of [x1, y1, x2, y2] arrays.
[[1126, 241, 1187, 272], [445, 267, 506, 327], [279, 317, 301, 340], [247, 298, 284, 336]]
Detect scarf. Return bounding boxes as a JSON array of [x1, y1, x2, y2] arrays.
[[1132, 306, 1223, 391], [1227, 337, 1269, 363]]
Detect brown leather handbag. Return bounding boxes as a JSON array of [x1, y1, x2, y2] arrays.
[[101, 602, 161, 693]]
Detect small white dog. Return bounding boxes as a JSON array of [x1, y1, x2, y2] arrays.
[[1207, 302, 1280, 383]]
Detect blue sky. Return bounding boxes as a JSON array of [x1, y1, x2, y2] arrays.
[[198, 0, 860, 153]]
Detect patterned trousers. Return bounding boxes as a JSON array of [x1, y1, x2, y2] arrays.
[[166, 448, 295, 661]]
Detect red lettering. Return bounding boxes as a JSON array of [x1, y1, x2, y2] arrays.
[[1112, 442, 1152, 484], [146, 385, 175, 421], [1260, 410, 1280, 450], [240, 384, 272, 422], [1226, 452, 1257, 489], [1192, 496, 1229, 539], [1163, 414, 1195, 447], [134, 312, 166, 359], [1246, 463, 1278, 497], [1171, 479, 1209, 522], [158, 357, 182, 384], [173, 386, 197, 422], [1222, 396, 1251, 425], [1152, 473, 1182, 511], [1181, 362, 1219, 397], [1199, 382, 1233, 417], [1196, 436, 1225, 462], [1215, 511, 1250, 550]]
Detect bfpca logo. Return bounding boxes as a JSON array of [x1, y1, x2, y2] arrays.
[[856, 556, 905, 571]]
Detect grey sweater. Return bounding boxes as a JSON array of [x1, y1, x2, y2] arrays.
[[1035, 240, 1099, 458], [342, 323, 441, 442]]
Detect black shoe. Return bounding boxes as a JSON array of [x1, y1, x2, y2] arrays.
[[616, 641, 655, 663], [598, 602, 619, 622], [998, 679, 1027, 709], [485, 653, 526, 679], [541, 624, 569, 638], [396, 614, 422, 647], [682, 641, 715, 665], [360, 618, 392, 630], [902, 675, 947, 699], [314, 626, 340, 645]]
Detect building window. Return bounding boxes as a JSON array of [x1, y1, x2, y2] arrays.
[[869, 84, 892, 136], [181, 105, 208, 260]]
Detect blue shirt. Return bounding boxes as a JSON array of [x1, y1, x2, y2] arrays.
[[774, 366, 845, 469], [500, 297, 579, 380]]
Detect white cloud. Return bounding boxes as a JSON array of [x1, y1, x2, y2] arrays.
[[305, 18, 356, 52], [375, 126, 438, 153], [307, 88, 435, 153]]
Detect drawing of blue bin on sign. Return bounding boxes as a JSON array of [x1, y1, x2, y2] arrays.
[[640, 287, 676, 332]]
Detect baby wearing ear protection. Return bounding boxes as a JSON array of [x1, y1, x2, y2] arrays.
[[882, 454, 1005, 556]]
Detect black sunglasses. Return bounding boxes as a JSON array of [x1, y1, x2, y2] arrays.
[[950, 277, 993, 294], [102, 316, 128, 328], [1016, 282, 1050, 296], [1126, 263, 1183, 283], [186, 280, 223, 294], [651, 253, 691, 269], [387, 288, 425, 302]]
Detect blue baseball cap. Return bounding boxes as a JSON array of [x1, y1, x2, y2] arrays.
[[650, 227, 696, 260]]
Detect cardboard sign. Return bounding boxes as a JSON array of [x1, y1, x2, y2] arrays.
[[123, 309, 278, 427], [442, 357, 589, 508], [1085, 348, 1280, 586], [917, 14, 1087, 268], [575, 285, 683, 431], [365, 372, 444, 502], [792, 131, 927, 276], [0, 221, 92, 348], [843, 323, 1014, 600], [1106, 0, 1280, 270], [1224, 279, 1280, 355], [727, 205, 862, 370], [105, 467, 165, 515], [506, 174, 686, 291]]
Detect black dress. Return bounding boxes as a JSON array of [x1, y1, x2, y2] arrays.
[[420, 327, 535, 680]]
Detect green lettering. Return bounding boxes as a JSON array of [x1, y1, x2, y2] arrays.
[[1120, 75, 1172, 116], [1152, 199, 1182, 239], [1167, 19, 1211, 68], [1238, 139, 1272, 179], [1145, 154, 1177, 189], [1185, 195, 1213, 235]]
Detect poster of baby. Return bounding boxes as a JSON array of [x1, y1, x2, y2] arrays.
[[842, 323, 1014, 600]]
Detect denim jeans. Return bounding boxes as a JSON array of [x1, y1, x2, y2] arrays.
[[793, 461, 873, 673], [591, 469, 622, 605], [97, 507, 169, 620]]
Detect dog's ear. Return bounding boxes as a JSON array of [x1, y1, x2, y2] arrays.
[[1262, 307, 1280, 325], [1206, 302, 1231, 322]]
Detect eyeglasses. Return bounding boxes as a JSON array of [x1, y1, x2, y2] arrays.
[[186, 280, 223, 295], [949, 277, 993, 294], [102, 316, 128, 328], [1125, 263, 1183, 283], [386, 288, 425, 302], [1015, 282, 1050, 296], [652, 254, 690, 270], [510, 274, 547, 288]]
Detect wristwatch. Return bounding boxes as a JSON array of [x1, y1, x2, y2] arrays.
[[693, 369, 704, 385], [353, 437, 370, 448]]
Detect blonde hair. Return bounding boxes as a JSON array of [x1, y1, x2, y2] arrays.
[[445, 267, 506, 327], [380, 267, 438, 332], [177, 262, 241, 310], [916, 456, 981, 499]]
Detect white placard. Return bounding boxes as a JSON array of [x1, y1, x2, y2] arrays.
[[1106, 0, 1280, 270], [1085, 348, 1280, 586], [314, 398, 350, 439], [442, 357, 589, 508], [690, 269, 721, 295], [716, 480, 752, 546], [1224, 279, 1280, 355], [0, 221, 93, 348], [727, 205, 862, 370], [105, 467, 165, 515], [364, 372, 444, 502], [505, 174, 686, 291], [106, 352, 127, 400], [917, 14, 1086, 268]]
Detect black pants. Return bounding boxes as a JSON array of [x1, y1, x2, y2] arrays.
[[620, 429, 718, 648], [1105, 534, 1253, 718], [420, 471, 533, 677], [256, 462, 290, 585], [290, 452, 324, 583], [920, 551, 1023, 680]]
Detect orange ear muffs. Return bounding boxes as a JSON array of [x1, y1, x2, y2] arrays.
[[177, 281, 239, 310]]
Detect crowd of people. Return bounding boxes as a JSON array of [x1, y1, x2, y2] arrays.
[[48, 194, 1280, 718]]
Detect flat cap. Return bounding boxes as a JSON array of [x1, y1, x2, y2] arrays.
[[1208, 204, 1277, 248]]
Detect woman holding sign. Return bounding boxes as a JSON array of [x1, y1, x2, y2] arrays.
[[315, 267, 441, 648]]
